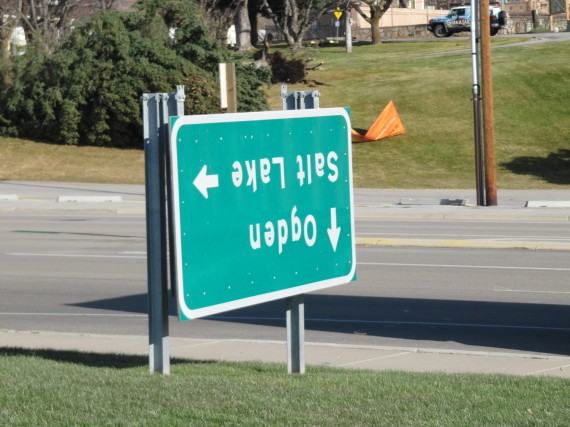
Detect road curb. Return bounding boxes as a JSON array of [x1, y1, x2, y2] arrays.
[[0, 201, 146, 215]]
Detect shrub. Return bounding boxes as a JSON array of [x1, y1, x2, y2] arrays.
[[0, 1, 270, 148]]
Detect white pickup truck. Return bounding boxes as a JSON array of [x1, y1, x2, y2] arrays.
[[427, 5, 508, 38]]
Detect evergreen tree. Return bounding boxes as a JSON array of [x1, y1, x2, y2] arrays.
[[0, 0, 270, 148]]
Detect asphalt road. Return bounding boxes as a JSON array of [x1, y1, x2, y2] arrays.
[[1, 210, 569, 357]]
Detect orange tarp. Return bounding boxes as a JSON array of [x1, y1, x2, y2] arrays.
[[351, 101, 406, 143]]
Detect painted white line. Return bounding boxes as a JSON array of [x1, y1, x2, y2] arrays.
[[0, 312, 146, 318], [6, 252, 145, 259], [358, 261, 570, 272], [209, 315, 570, 332], [494, 287, 570, 295]]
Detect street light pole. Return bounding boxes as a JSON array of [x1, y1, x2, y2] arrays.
[[470, 0, 485, 206], [479, 0, 498, 206]]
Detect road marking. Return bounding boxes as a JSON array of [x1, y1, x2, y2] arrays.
[[6, 252, 145, 259], [3, 311, 567, 333], [0, 312, 146, 317], [209, 315, 570, 332], [358, 261, 570, 272], [494, 287, 570, 295]]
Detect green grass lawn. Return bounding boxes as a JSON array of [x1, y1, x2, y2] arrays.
[[1, 37, 568, 189], [2, 348, 569, 426], [0, 137, 145, 184], [271, 38, 570, 189]]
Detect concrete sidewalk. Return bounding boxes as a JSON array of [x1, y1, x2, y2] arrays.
[[1, 181, 570, 220], [2, 329, 569, 377]]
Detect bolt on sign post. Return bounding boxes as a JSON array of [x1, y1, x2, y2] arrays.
[[169, 109, 356, 322]]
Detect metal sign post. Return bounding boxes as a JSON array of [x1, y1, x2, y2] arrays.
[[142, 86, 185, 375], [480, 0, 498, 206], [287, 295, 305, 374], [334, 7, 343, 41], [281, 89, 322, 374]]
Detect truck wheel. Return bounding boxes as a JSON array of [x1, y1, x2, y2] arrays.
[[433, 25, 448, 38], [491, 28, 499, 36], [498, 11, 507, 27]]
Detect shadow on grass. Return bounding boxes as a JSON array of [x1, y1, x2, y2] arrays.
[[0, 347, 215, 369], [501, 149, 570, 185]]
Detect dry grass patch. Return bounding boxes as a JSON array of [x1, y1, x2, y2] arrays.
[[0, 138, 144, 184]]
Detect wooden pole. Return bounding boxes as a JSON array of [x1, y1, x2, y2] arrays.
[[219, 63, 237, 113]]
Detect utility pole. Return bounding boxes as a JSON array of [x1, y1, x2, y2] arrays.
[[479, 0, 498, 206]]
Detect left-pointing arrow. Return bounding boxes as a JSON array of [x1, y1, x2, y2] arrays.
[[193, 165, 219, 199]]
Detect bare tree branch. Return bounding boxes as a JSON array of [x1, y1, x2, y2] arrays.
[[260, 0, 341, 52], [196, 0, 242, 44]]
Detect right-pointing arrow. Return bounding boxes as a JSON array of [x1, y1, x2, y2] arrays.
[[193, 165, 219, 199], [327, 207, 341, 252]]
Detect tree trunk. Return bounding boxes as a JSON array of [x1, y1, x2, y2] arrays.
[[0, 13, 11, 58], [235, 0, 252, 51], [281, 27, 304, 54], [248, 8, 258, 46], [352, 0, 393, 45], [370, 14, 382, 44], [290, 39, 304, 54]]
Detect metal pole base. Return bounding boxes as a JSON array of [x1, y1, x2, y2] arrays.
[[286, 295, 305, 374]]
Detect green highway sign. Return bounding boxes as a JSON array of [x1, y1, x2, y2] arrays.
[[170, 109, 355, 320]]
